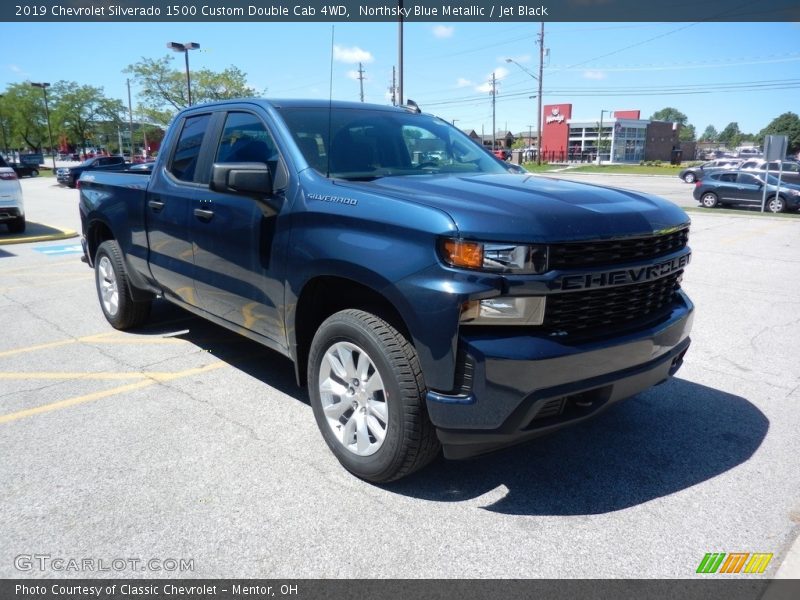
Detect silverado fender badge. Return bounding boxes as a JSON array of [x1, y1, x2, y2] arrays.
[[308, 193, 358, 206]]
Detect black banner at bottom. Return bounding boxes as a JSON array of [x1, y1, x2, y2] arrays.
[[3, 579, 800, 600]]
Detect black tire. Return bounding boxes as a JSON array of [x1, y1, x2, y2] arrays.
[[94, 240, 151, 330], [308, 309, 440, 483], [30, 169, 39, 178], [700, 192, 719, 208], [8, 216, 25, 234], [683, 172, 696, 183], [766, 195, 786, 214]]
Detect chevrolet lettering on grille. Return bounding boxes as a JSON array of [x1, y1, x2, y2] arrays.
[[559, 252, 691, 291]]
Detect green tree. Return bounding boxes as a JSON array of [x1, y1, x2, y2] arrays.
[[679, 124, 696, 142], [700, 125, 718, 142], [2, 82, 50, 152], [758, 112, 800, 155], [0, 93, 12, 155], [650, 107, 688, 125], [51, 82, 125, 154], [124, 56, 260, 125], [718, 122, 742, 148]]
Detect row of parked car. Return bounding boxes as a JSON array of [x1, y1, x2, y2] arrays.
[[0, 156, 25, 233], [680, 158, 800, 213]]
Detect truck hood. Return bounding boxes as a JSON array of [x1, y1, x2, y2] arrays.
[[346, 173, 689, 242]]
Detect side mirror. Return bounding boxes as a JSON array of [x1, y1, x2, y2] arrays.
[[210, 162, 272, 195]]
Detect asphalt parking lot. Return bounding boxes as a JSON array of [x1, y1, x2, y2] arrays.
[[1, 175, 799, 579]]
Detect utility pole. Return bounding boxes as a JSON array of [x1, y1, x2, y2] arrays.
[[398, 0, 404, 106], [490, 72, 498, 151], [357, 62, 365, 102], [390, 66, 397, 106], [127, 79, 134, 159], [536, 22, 544, 164]]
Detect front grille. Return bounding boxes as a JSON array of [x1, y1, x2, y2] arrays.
[[549, 228, 689, 270], [544, 271, 682, 335]]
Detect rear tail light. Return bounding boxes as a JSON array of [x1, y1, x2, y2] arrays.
[[694, 180, 701, 186], [0, 171, 18, 181]]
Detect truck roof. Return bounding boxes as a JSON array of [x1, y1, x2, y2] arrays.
[[186, 97, 416, 114]]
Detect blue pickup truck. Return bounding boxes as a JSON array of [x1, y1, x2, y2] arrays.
[[79, 99, 694, 482]]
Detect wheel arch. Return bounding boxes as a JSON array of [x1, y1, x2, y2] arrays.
[[291, 275, 413, 388]]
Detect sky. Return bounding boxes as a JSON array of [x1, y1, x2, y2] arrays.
[[1, 20, 799, 138]]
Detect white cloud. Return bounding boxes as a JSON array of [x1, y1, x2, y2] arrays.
[[583, 70, 607, 80], [475, 82, 494, 93], [346, 70, 362, 81], [456, 78, 473, 88], [432, 25, 454, 39], [333, 45, 374, 64], [494, 67, 510, 80]]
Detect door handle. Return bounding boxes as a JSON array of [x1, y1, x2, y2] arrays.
[[193, 208, 215, 221], [148, 199, 165, 211]]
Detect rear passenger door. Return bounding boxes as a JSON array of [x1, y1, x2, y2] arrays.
[[191, 109, 291, 348], [145, 112, 213, 306]]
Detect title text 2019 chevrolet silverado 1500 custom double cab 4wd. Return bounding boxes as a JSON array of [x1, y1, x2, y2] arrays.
[[79, 99, 694, 482]]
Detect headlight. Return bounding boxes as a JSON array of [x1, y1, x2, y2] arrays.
[[439, 238, 548, 274], [460, 296, 546, 326]]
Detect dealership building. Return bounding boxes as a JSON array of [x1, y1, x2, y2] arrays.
[[471, 103, 695, 163]]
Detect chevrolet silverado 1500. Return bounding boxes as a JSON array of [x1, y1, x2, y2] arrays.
[[79, 99, 694, 482]]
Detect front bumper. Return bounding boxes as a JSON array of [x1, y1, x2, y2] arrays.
[[427, 291, 694, 459]]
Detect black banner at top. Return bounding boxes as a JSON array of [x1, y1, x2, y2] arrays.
[[3, 0, 800, 22]]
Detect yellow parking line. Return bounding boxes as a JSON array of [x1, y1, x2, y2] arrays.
[[0, 258, 80, 274], [0, 227, 78, 245], [0, 328, 198, 358], [0, 361, 227, 425], [0, 331, 117, 358], [0, 372, 149, 381], [718, 220, 794, 247], [0, 274, 92, 291]]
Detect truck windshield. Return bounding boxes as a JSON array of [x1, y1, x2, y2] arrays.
[[276, 107, 508, 180]]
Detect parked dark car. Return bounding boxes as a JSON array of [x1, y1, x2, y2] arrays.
[[693, 170, 800, 213], [8, 162, 39, 178], [56, 155, 127, 188], [739, 159, 800, 186], [678, 159, 741, 183]]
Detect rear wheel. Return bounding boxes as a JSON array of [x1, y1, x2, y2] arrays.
[[7, 216, 25, 234], [94, 240, 151, 329], [308, 309, 440, 483], [29, 169, 39, 178], [700, 192, 719, 208], [766, 195, 786, 213], [683, 172, 696, 183]]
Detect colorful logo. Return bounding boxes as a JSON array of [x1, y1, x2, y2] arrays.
[[696, 552, 773, 574]]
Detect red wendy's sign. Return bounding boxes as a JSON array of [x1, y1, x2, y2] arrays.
[[541, 104, 572, 154]]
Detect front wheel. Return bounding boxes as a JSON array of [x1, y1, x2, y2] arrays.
[[94, 240, 151, 329], [308, 309, 440, 483], [683, 172, 696, 183], [700, 192, 719, 208], [766, 195, 786, 213]]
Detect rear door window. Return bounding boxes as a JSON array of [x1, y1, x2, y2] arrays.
[[169, 113, 211, 183]]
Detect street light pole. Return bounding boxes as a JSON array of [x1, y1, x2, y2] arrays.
[[31, 82, 57, 172], [167, 42, 200, 106], [597, 109, 611, 165], [0, 94, 9, 159]]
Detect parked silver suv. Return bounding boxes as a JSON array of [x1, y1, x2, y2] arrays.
[[0, 156, 25, 233]]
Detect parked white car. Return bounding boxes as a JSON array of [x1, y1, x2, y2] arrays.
[[0, 156, 25, 233]]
